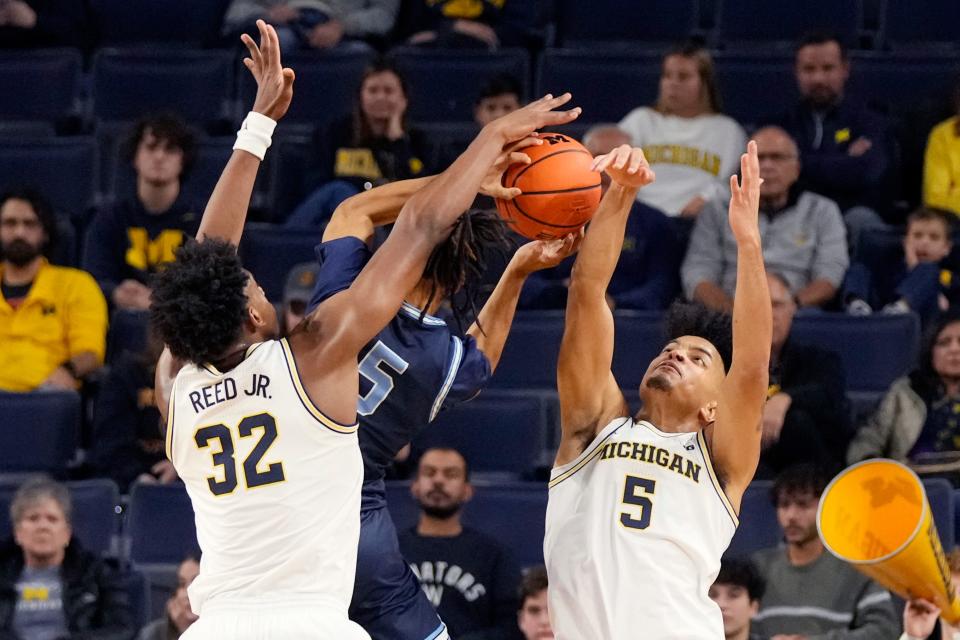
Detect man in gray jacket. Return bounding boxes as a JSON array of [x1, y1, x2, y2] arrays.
[[682, 126, 849, 311], [752, 464, 898, 639]]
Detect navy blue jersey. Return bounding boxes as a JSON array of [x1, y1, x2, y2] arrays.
[[308, 237, 492, 508]]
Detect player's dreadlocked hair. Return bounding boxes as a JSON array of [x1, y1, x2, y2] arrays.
[[420, 209, 511, 330], [150, 239, 249, 366], [664, 301, 733, 373]]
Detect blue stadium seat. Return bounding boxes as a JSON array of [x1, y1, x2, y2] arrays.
[[385, 480, 419, 532], [556, 0, 699, 48], [238, 50, 372, 127], [925, 478, 954, 551], [238, 223, 323, 302], [0, 392, 80, 476], [611, 312, 669, 390], [848, 53, 960, 116], [266, 134, 314, 222], [92, 49, 235, 127], [536, 49, 660, 124], [90, 0, 229, 46], [0, 49, 81, 124], [106, 310, 149, 364], [0, 480, 119, 555], [414, 393, 549, 478], [715, 0, 861, 50], [0, 121, 56, 138], [109, 137, 233, 206], [121, 569, 151, 631], [727, 481, 780, 557], [713, 54, 798, 125], [489, 311, 563, 389], [390, 48, 530, 123], [791, 313, 920, 393], [881, 0, 960, 50], [0, 137, 98, 216], [126, 483, 197, 565]]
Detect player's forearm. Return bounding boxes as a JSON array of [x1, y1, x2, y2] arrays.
[[466, 260, 528, 372], [324, 175, 436, 242], [569, 183, 637, 295], [196, 150, 261, 247], [731, 241, 772, 376]]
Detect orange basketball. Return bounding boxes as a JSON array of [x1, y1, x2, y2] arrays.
[[495, 133, 602, 240]]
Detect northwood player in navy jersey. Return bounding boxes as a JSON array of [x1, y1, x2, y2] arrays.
[[309, 171, 580, 640]]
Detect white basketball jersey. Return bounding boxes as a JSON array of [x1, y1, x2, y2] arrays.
[[166, 339, 363, 616], [544, 418, 739, 640]]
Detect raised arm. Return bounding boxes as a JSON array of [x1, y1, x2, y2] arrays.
[[556, 146, 654, 463], [710, 141, 772, 502]]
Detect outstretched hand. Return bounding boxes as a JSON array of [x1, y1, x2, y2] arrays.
[[512, 231, 584, 276], [486, 93, 581, 146], [479, 137, 542, 200], [241, 20, 296, 121], [728, 140, 762, 244], [591, 144, 655, 189]]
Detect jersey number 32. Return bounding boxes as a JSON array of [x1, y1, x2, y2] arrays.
[[195, 413, 286, 496]]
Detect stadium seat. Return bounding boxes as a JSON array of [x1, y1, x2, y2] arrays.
[[610, 312, 670, 390], [91, 49, 235, 128], [0, 49, 81, 124], [385, 480, 419, 532], [715, 0, 861, 50], [0, 480, 120, 555], [0, 121, 56, 138], [727, 481, 780, 556], [489, 311, 563, 389], [536, 49, 661, 124], [414, 393, 549, 478], [126, 483, 197, 565], [0, 392, 80, 476], [265, 134, 314, 222], [848, 53, 960, 117], [237, 50, 373, 127], [238, 223, 323, 302], [90, 0, 229, 46], [0, 137, 98, 216], [390, 48, 530, 123], [417, 121, 480, 171], [556, 0, 699, 48], [925, 478, 954, 551], [880, 0, 960, 50], [713, 53, 799, 125], [106, 309, 150, 364], [791, 313, 920, 393], [121, 569, 151, 631]]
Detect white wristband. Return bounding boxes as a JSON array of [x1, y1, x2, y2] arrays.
[[233, 111, 277, 161]]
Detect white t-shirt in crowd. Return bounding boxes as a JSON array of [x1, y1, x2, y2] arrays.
[[618, 107, 747, 216]]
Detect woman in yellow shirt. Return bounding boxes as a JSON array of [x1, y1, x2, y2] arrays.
[[923, 88, 960, 216]]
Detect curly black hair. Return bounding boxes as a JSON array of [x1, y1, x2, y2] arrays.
[[123, 113, 197, 179], [770, 463, 832, 506], [664, 301, 733, 373], [0, 187, 59, 258], [150, 239, 249, 365], [421, 209, 511, 330], [715, 557, 765, 602]]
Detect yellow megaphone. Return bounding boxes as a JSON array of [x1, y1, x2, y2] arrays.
[[817, 459, 960, 624]]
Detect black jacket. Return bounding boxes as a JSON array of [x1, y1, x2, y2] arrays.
[[0, 540, 134, 640]]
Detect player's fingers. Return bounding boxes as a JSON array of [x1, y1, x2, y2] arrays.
[[542, 92, 572, 110], [500, 187, 522, 200], [507, 151, 532, 165], [592, 153, 613, 173], [283, 67, 296, 86], [729, 174, 741, 196], [612, 145, 630, 170], [241, 34, 262, 68], [508, 136, 542, 152], [627, 148, 645, 174], [539, 107, 581, 127]]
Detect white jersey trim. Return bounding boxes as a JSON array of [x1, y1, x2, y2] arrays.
[[164, 375, 178, 462], [429, 336, 463, 422], [279, 338, 358, 434], [548, 417, 631, 489], [696, 430, 739, 527]]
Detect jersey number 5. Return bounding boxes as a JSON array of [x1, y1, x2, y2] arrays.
[[620, 475, 656, 530], [358, 341, 409, 416], [195, 413, 286, 496]]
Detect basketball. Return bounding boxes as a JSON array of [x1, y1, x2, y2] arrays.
[[495, 133, 602, 240]]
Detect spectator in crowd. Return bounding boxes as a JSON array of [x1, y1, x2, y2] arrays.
[[520, 124, 681, 311], [619, 43, 747, 218], [399, 448, 520, 640], [904, 548, 960, 640], [223, 0, 398, 53], [759, 272, 850, 477], [683, 125, 849, 311], [281, 262, 319, 335], [844, 207, 958, 324], [847, 310, 960, 471], [517, 566, 552, 640], [752, 465, 898, 638], [136, 552, 200, 640], [91, 333, 171, 493], [284, 59, 429, 228], [399, 0, 530, 49], [83, 115, 200, 311], [0, 188, 107, 392], [708, 557, 765, 640], [0, 477, 134, 639], [923, 81, 960, 217], [0, 0, 92, 50], [776, 32, 891, 245]]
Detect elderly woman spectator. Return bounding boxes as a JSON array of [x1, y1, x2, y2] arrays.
[[0, 477, 134, 640]]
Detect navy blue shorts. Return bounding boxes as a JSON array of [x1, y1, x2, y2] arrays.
[[350, 506, 448, 640]]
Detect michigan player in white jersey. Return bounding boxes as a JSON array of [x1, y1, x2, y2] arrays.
[[149, 21, 583, 640], [544, 142, 771, 639]]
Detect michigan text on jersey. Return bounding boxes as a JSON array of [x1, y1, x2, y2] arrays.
[[597, 440, 702, 483]]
